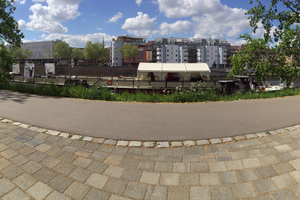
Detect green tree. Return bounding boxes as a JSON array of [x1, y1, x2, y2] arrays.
[[72, 48, 84, 65], [9, 45, 32, 60], [0, 0, 24, 81], [83, 41, 108, 65], [52, 41, 72, 59], [118, 43, 139, 66], [229, 0, 300, 86]]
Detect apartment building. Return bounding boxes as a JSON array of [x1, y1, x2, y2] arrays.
[[150, 38, 231, 68], [110, 35, 146, 67]]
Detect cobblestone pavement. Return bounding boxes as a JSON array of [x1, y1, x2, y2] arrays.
[[2, 121, 300, 199]]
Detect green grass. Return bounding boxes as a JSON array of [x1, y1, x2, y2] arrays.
[[1, 81, 300, 103]]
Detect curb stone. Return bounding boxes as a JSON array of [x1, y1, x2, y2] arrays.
[[2, 118, 300, 148]]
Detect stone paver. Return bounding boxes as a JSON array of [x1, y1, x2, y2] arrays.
[[2, 120, 300, 199]]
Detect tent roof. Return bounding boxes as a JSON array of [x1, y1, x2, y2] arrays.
[[138, 63, 211, 73]]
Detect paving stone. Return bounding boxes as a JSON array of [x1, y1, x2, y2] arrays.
[[257, 132, 269, 137], [89, 151, 108, 162], [259, 155, 280, 165], [12, 173, 37, 190], [290, 170, 300, 182], [2, 188, 31, 200], [19, 124, 30, 129], [168, 187, 189, 200], [292, 185, 300, 197], [173, 162, 190, 173], [104, 178, 128, 195], [246, 149, 263, 157], [226, 160, 244, 171], [156, 142, 169, 148], [21, 160, 42, 174], [160, 173, 179, 186], [271, 189, 299, 200], [180, 173, 200, 186], [290, 158, 300, 170], [173, 147, 190, 156], [109, 195, 132, 200], [209, 161, 227, 172], [275, 152, 294, 162], [7, 141, 25, 150], [45, 191, 71, 200], [40, 156, 61, 169], [0, 148, 19, 159], [191, 163, 209, 173], [87, 161, 108, 173], [84, 173, 109, 189], [215, 152, 232, 161], [233, 135, 246, 141], [158, 149, 173, 156], [104, 165, 125, 178], [189, 146, 205, 155], [129, 141, 142, 147], [166, 156, 182, 162], [277, 129, 287, 133], [37, 128, 47, 133], [62, 146, 78, 153], [92, 138, 105, 144], [190, 187, 211, 200], [138, 160, 156, 171], [220, 171, 239, 184], [171, 141, 182, 147], [28, 151, 47, 162], [154, 162, 172, 172], [58, 132, 69, 138], [104, 154, 124, 165], [145, 185, 168, 200], [274, 144, 293, 153], [269, 130, 279, 135], [183, 155, 199, 162], [53, 162, 75, 176], [82, 136, 93, 141], [45, 148, 64, 158], [272, 173, 297, 189], [230, 151, 248, 160], [68, 168, 92, 183], [1, 164, 24, 179], [245, 134, 258, 139], [1, 137, 16, 144], [196, 140, 210, 145], [120, 158, 138, 168], [221, 137, 233, 143], [143, 142, 155, 148], [104, 139, 117, 145], [150, 156, 166, 161], [127, 148, 142, 155], [46, 130, 60, 136], [242, 158, 262, 168], [256, 166, 278, 178], [117, 141, 129, 146], [64, 181, 91, 200], [72, 157, 92, 168], [122, 168, 142, 182], [211, 185, 234, 200], [15, 135, 32, 143], [33, 168, 57, 183], [183, 140, 196, 146], [200, 173, 219, 186], [0, 178, 16, 196], [237, 169, 259, 182], [26, 181, 53, 200], [232, 182, 256, 199], [74, 149, 94, 157], [140, 171, 160, 184], [210, 138, 222, 144], [273, 162, 295, 174], [252, 178, 278, 195], [49, 175, 73, 193], [124, 182, 147, 200], [34, 143, 52, 152]]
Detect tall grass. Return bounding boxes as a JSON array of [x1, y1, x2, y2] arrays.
[[1, 82, 300, 103]]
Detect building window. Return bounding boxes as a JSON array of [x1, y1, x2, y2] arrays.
[[138, 58, 143, 61], [139, 48, 143, 52], [139, 53, 143, 57]]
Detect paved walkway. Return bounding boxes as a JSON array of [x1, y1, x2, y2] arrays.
[[1, 120, 300, 199]]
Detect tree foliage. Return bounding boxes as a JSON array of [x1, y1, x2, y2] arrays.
[[83, 41, 108, 65], [52, 41, 72, 59], [119, 43, 139, 61], [229, 0, 300, 86], [9, 45, 32, 60], [72, 48, 84, 59], [0, 0, 24, 81]]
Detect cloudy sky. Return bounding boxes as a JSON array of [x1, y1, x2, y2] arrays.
[[12, 0, 281, 48]]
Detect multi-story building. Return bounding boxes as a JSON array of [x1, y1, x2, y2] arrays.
[[110, 35, 146, 67], [150, 38, 231, 68]]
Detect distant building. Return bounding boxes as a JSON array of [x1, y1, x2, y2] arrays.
[[110, 35, 146, 67]]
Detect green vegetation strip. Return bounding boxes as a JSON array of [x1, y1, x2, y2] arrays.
[[1, 82, 300, 103]]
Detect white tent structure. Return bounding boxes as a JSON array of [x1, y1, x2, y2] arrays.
[[137, 63, 211, 82]]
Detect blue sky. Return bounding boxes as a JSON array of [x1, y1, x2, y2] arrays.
[[12, 0, 284, 48]]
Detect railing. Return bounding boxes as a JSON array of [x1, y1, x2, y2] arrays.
[[11, 75, 218, 90]]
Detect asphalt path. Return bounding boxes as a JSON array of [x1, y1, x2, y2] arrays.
[[0, 89, 300, 141]]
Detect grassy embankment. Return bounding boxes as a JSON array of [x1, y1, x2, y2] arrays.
[[1, 81, 300, 103]]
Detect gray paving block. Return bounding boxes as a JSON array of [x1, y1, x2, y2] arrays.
[[158, 149, 173, 156], [171, 142, 182, 147], [89, 151, 108, 162], [124, 182, 147, 200], [40, 156, 61, 169], [24, 138, 45, 147], [168, 187, 189, 200], [273, 162, 296, 174], [215, 152, 232, 161], [64, 181, 91, 200], [275, 152, 294, 162], [173, 163, 190, 173], [12, 173, 37, 190], [166, 156, 182, 162], [212, 185, 234, 200], [140, 171, 160, 185], [120, 158, 139, 169], [180, 173, 200, 186], [138, 160, 156, 171], [145, 185, 168, 200], [33, 168, 57, 183], [143, 142, 155, 148], [87, 161, 108, 173], [45, 191, 71, 200], [274, 144, 293, 153], [269, 130, 279, 135], [103, 154, 124, 165], [28, 151, 47, 162], [122, 169, 142, 182], [196, 140, 210, 145], [190, 187, 211, 200], [252, 178, 278, 195], [26, 181, 53, 200], [117, 141, 129, 146], [68, 168, 92, 183], [2, 188, 31, 200], [154, 162, 172, 172], [0, 178, 16, 196], [272, 174, 297, 189], [226, 160, 244, 171], [92, 138, 105, 144], [156, 142, 169, 148], [200, 173, 219, 186], [104, 139, 117, 145], [232, 182, 256, 199], [1, 164, 24, 180], [209, 161, 227, 172], [220, 171, 239, 184], [233, 135, 246, 141], [104, 165, 125, 178], [242, 158, 262, 168], [85, 173, 109, 189], [53, 162, 76, 176], [210, 138, 222, 144], [259, 155, 280, 165], [191, 163, 209, 173], [271, 189, 299, 200], [183, 140, 196, 146], [257, 132, 269, 137], [237, 169, 259, 182], [15, 135, 32, 143], [49, 175, 73, 193], [127, 148, 143, 156], [72, 157, 92, 168], [58, 152, 78, 163], [129, 141, 142, 147], [21, 160, 42, 174], [104, 178, 128, 195], [84, 189, 110, 200], [246, 149, 263, 157], [245, 134, 258, 139], [222, 137, 233, 143], [183, 155, 199, 162], [160, 173, 179, 186]]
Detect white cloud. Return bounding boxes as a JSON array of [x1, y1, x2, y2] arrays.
[[18, 0, 83, 33], [160, 20, 192, 35], [108, 12, 123, 23], [96, 27, 101, 31], [136, 0, 142, 6], [151, 0, 158, 4], [227, 39, 246, 46], [122, 12, 159, 37], [42, 32, 115, 48], [16, 0, 26, 4]]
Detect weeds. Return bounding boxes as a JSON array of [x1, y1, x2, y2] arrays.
[[2, 82, 300, 103]]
